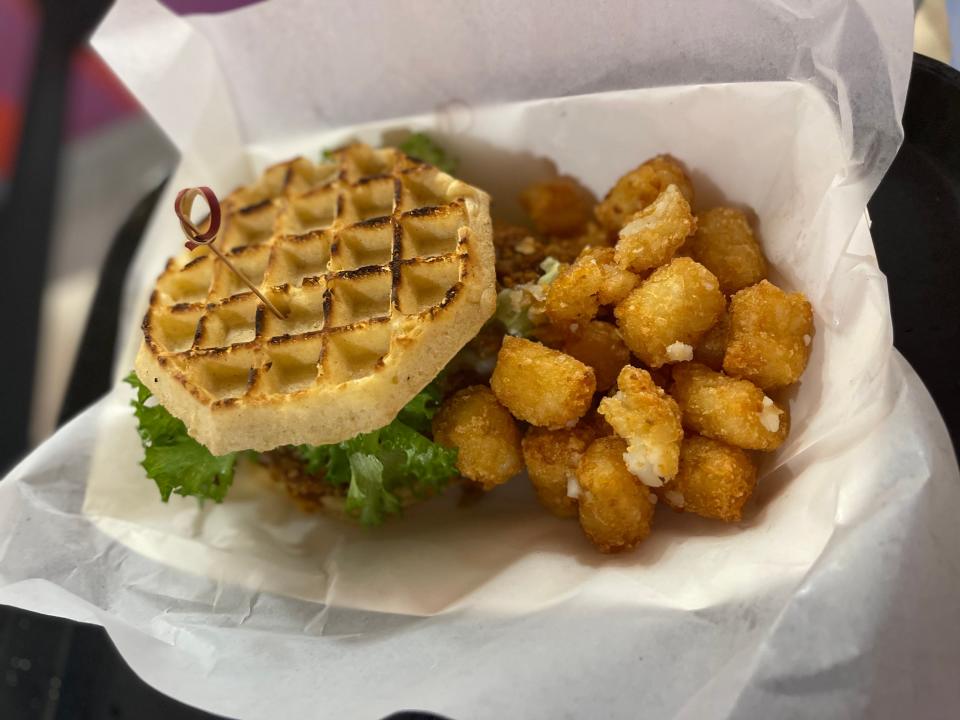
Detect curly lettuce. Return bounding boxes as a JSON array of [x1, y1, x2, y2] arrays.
[[296, 382, 458, 526], [398, 133, 458, 174], [124, 373, 237, 503], [125, 373, 456, 525]]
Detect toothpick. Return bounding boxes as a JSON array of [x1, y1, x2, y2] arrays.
[[174, 186, 286, 320]]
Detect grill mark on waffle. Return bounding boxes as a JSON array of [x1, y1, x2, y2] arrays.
[[331, 265, 390, 281], [266, 328, 326, 345], [390, 208, 403, 311], [237, 198, 273, 216], [351, 215, 392, 230], [404, 205, 447, 218], [144, 143, 481, 404], [254, 305, 265, 339], [224, 244, 260, 257], [356, 173, 393, 186]]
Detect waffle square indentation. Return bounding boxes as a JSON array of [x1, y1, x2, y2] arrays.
[[282, 188, 339, 235], [149, 306, 203, 353], [264, 233, 332, 287], [400, 205, 465, 259], [397, 257, 460, 315], [345, 177, 396, 223], [325, 270, 392, 328], [220, 201, 278, 251], [331, 220, 394, 271], [192, 350, 255, 401], [156, 257, 214, 304], [323, 322, 391, 383], [195, 296, 259, 349], [261, 282, 326, 338], [210, 245, 270, 298], [259, 335, 323, 394], [399, 169, 450, 211]]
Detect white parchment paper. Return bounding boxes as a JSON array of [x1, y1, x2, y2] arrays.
[[2, 1, 959, 718]]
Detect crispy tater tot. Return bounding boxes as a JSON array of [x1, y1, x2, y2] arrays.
[[520, 176, 595, 238], [615, 184, 696, 273], [614, 257, 725, 367], [670, 363, 789, 451], [693, 308, 729, 371], [595, 155, 695, 233], [432, 386, 524, 490], [544, 247, 637, 327], [543, 251, 603, 326], [661, 435, 757, 522], [598, 366, 683, 487], [522, 421, 602, 517], [723, 280, 814, 390], [577, 436, 656, 552], [561, 320, 631, 392], [682, 207, 767, 294], [490, 336, 596, 428]]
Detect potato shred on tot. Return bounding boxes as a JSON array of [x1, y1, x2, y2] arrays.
[[432, 152, 814, 553]]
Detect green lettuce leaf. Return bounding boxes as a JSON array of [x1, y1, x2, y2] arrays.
[[296, 382, 458, 526], [398, 133, 458, 174], [124, 372, 237, 503]]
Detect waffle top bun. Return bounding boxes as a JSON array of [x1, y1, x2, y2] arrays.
[[135, 143, 495, 454]]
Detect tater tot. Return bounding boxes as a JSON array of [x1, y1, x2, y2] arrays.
[[520, 176, 595, 238], [615, 184, 696, 273], [577, 436, 656, 552], [661, 435, 757, 522], [693, 308, 729, 371], [593, 248, 639, 306], [598, 366, 683, 487], [561, 320, 631, 392], [544, 247, 637, 327], [723, 280, 814, 390], [490, 336, 596, 428], [595, 155, 695, 233], [683, 207, 767, 294], [614, 257, 725, 367], [543, 252, 603, 326], [432, 386, 524, 490], [522, 422, 601, 517], [670, 363, 789, 451]]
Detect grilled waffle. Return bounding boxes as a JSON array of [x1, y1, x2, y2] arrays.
[[135, 143, 496, 454]]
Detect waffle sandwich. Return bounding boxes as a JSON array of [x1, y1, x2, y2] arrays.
[[136, 143, 495, 454], [127, 139, 496, 522]]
